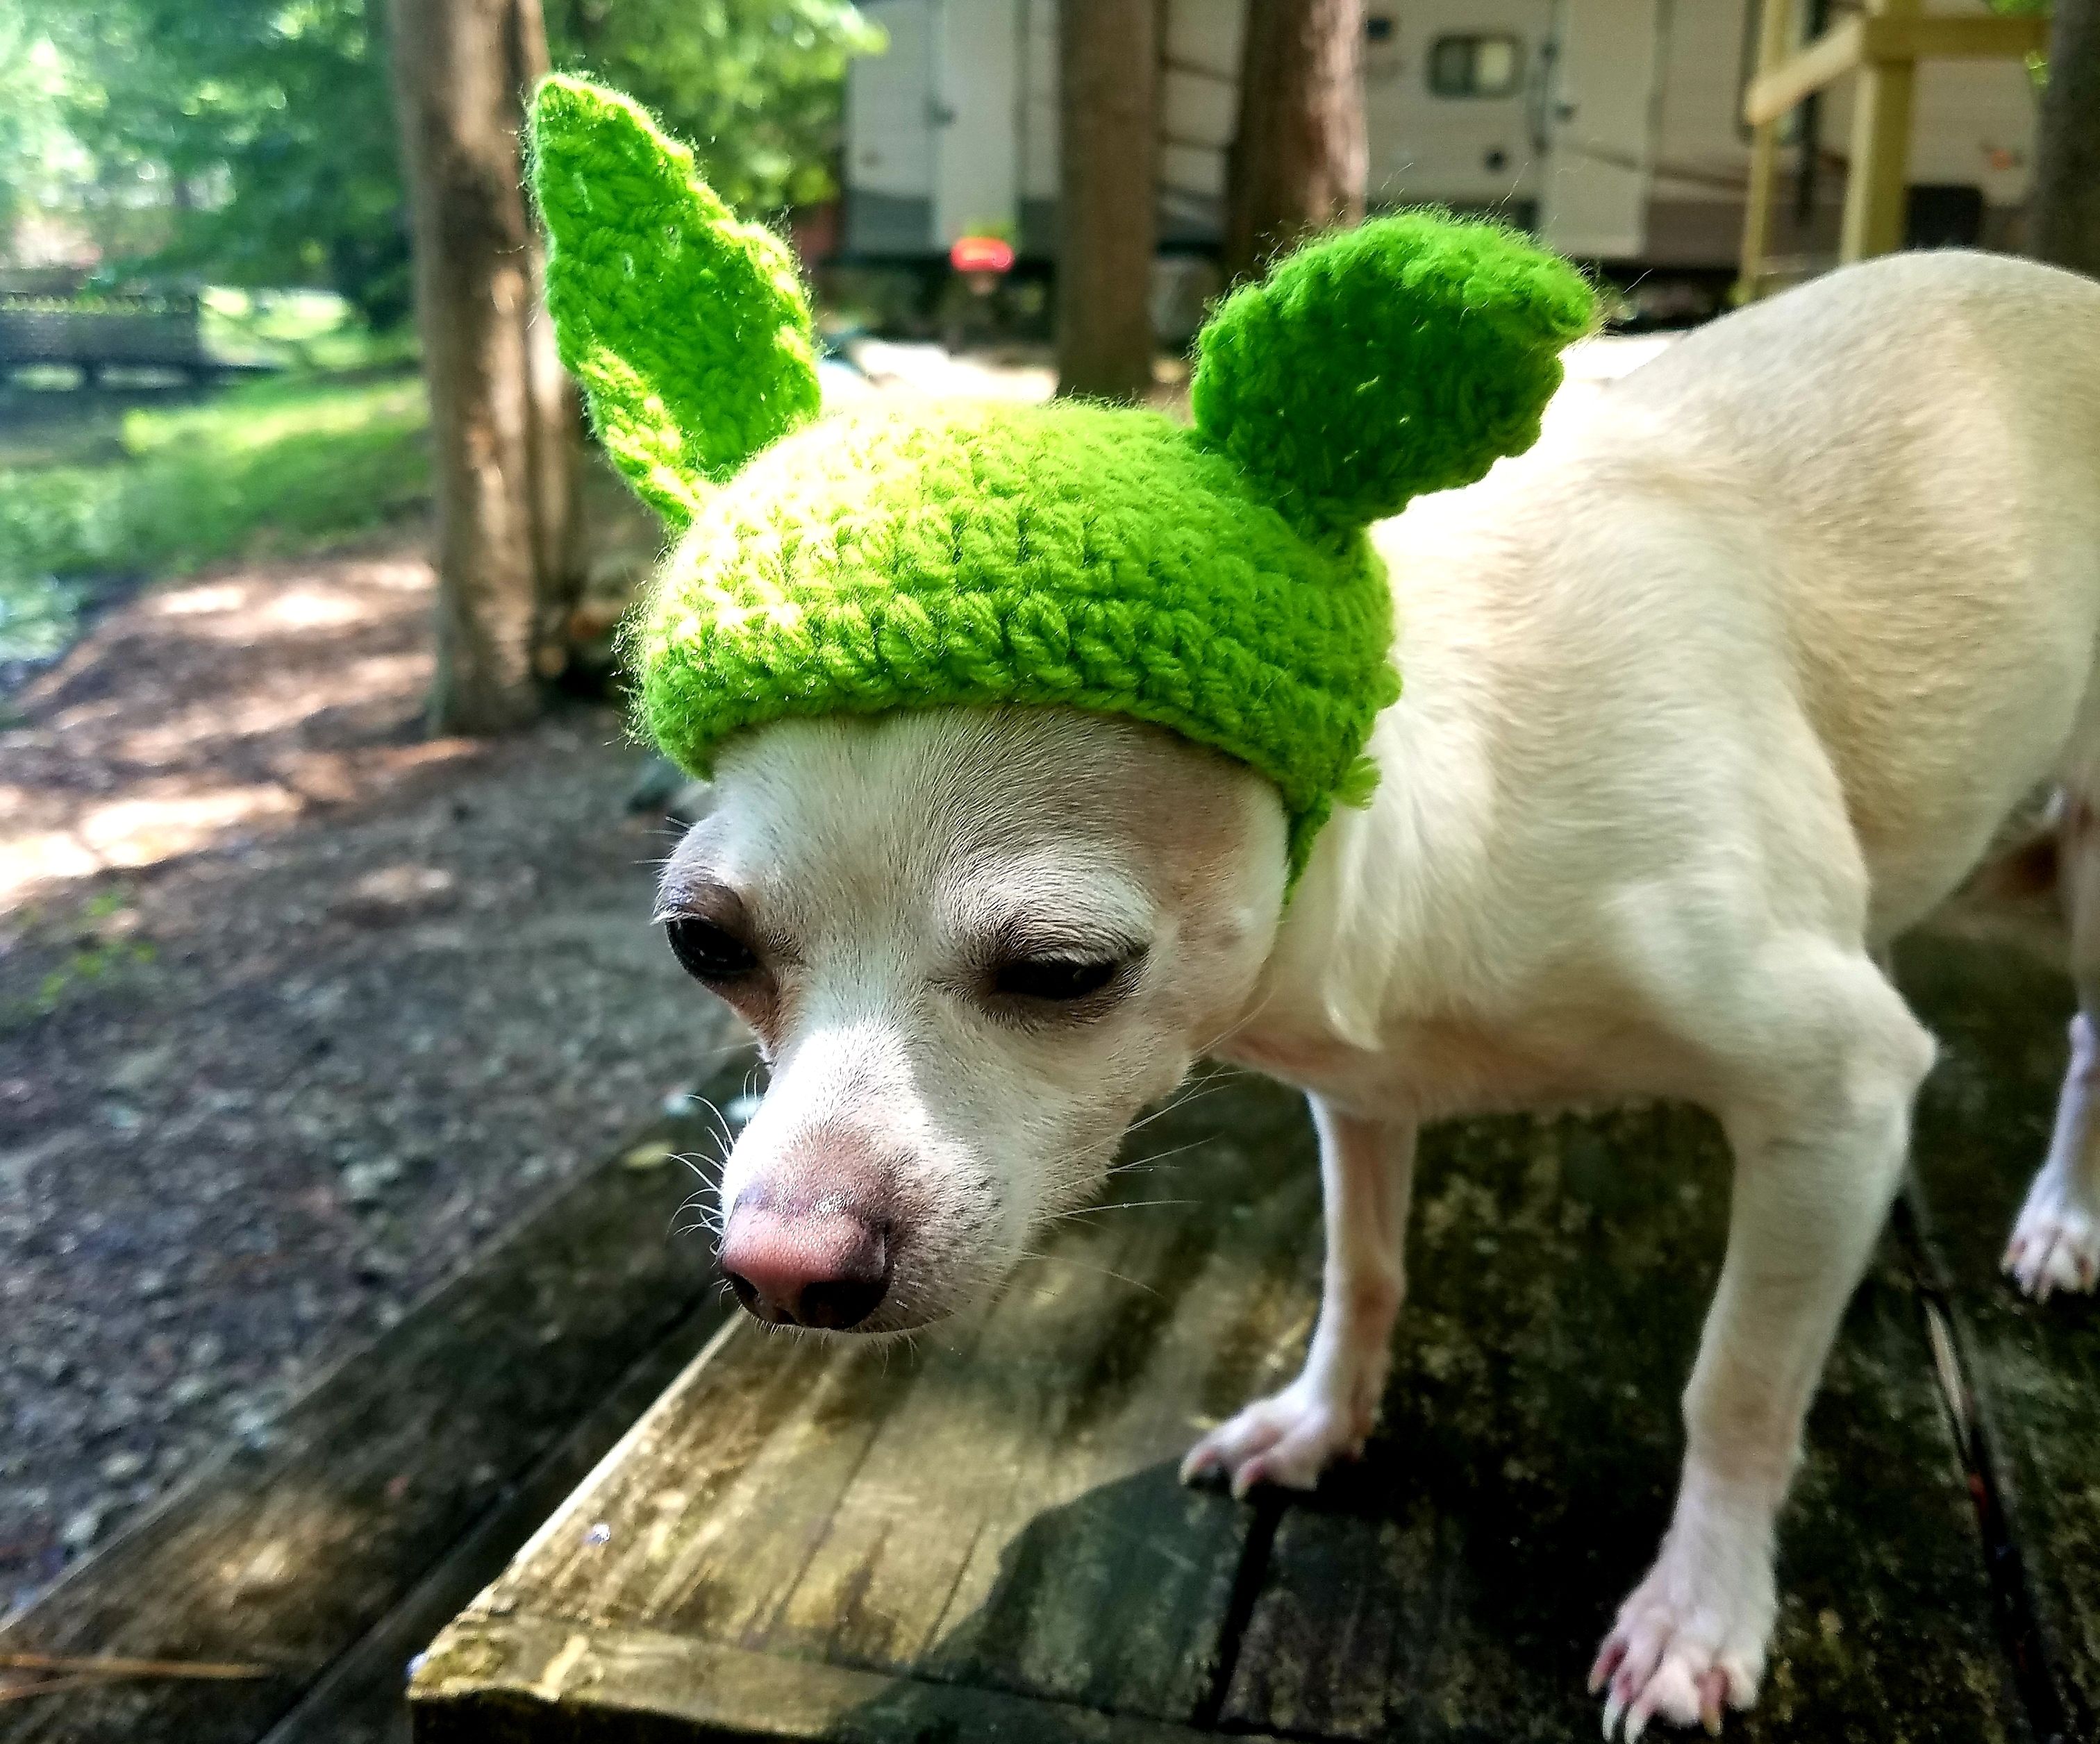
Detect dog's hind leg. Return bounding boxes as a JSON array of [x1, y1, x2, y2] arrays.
[[1180, 1099, 1416, 1495], [2007, 789, 2100, 1297]]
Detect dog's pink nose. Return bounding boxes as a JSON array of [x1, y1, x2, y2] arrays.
[[719, 1202, 890, 1330]]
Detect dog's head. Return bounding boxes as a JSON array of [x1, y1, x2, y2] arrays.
[[660, 706, 1286, 1332], [531, 77, 1592, 1333]]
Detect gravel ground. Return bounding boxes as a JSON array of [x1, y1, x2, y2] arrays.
[[0, 532, 732, 1620]]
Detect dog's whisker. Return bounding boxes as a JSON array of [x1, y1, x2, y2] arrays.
[[1047, 1197, 1199, 1221], [990, 1245, 1164, 1300]]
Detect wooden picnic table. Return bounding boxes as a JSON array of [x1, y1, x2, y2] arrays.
[[407, 928, 2099, 1744]]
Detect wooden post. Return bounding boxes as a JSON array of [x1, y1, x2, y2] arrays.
[[1738, 0, 1798, 301], [1055, 0, 1160, 401], [1839, 0, 1919, 262]]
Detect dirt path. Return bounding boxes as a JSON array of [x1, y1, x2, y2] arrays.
[[0, 532, 729, 1619]]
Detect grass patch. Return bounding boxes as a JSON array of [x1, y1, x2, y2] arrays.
[[0, 371, 430, 662], [201, 288, 422, 374]]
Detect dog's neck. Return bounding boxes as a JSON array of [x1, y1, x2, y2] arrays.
[[1215, 503, 1517, 1083]]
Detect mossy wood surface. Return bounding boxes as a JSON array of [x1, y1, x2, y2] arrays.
[[1901, 931, 2100, 1743], [0, 1056, 757, 1744], [413, 1018, 2052, 1743]]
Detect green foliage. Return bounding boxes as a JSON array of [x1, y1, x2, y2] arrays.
[[1985, 0, 2052, 85], [15, 0, 411, 325], [0, 373, 430, 660], [0, 10, 85, 240], [1, 0, 881, 326], [545, 0, 885, 214], [12, 889, 158, 1028]]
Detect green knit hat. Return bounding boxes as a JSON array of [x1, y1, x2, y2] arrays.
[[530, 76, 1594, 875]]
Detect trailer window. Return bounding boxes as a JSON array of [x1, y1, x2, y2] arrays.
[[1427, 33, 1523, 99]]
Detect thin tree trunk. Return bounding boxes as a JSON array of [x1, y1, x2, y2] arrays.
[[2031, 0, 2100, 278], [389, 0, 569, 734], [1223, 0, 1367, 285], [501, 0, 588, 680], [1056, 0, 1159, 401]]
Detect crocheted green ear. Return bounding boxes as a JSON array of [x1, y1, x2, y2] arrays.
[[1191, 212, 1594, 532], [530, 76, 821, 530]]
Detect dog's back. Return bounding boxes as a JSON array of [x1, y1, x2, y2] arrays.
[[1566, 253, 2100, 937]]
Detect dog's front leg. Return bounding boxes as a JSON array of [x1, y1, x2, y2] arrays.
[[1594, 949, 1934, 1737], [1181, 1097, 1417, 1495]]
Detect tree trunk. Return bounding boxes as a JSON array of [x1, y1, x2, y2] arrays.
[[1223, 0, 1367, 286], [506, 0, 588, 682], [1056, 0, 1159, 401], [389, 0, 581, 735], [2031, 0, 2100, 279]]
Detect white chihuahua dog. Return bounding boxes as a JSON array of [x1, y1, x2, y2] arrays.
[[658, 250, 2100, 1736]]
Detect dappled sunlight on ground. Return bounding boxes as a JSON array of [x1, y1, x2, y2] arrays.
[[2, 544, 454, 909], [0, 529, 726, 1620]]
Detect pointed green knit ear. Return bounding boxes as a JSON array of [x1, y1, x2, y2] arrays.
[[1191, 212, 1594, 533], [529, 75, 822, 530]]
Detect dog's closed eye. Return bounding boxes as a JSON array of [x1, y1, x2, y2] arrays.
[[992, 954, 1126, 1001], [983, 939, 1148, 1019]]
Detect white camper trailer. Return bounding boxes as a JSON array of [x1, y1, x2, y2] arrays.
[[841, 0, 2040, 285]]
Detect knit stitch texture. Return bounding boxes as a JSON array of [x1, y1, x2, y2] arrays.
[[1192, 212, 1596, 532], [528, 77, 1595, 876], [531, 76, 820, 530]]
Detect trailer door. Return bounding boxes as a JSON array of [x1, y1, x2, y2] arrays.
[[1365, 1, 1552, 217], [931, 0, 1022, 246], [1540, 0, 1666, 261], [846, 0, 940, 254]]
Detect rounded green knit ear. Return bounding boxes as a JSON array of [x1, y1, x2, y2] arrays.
[[529, 75, 821, 530], [1190, 212, 1594, 532]]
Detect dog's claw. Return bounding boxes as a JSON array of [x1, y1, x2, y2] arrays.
[[1180, 1380, 1369, 1498], [2006, 1172, 2100, 1301], [1601, 1690, 1626, 1740], [1697, 1668, 1726, 1735]]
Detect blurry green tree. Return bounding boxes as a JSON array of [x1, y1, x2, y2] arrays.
[[12, 0, 411, 324], [544, 0, 884, 215], [2, 0, 881, 326], [0, 10, 86, 245]]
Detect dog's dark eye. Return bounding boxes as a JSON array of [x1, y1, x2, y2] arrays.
[[992, 955, 1126, 1003], [665, 915, 758, 984]]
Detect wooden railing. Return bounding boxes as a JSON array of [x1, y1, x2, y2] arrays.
[[0, 292, 212, 378], [1738, 0, 2051, 299]]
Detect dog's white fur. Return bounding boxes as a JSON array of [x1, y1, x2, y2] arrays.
[[662, 249, 2100, 1735]]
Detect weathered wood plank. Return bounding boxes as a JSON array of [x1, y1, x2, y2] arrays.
[[1899, 930, 2100, 1741], [256, 1301, 735, 1744], [0, 1050, 756, 1744], [413, 1610, 1293, 1744], [412, 1071, 1326, 1736], [417, 1062, 2026, 1743], [1220, 1102, 2026, 1743]]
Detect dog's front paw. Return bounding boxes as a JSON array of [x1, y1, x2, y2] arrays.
[[1179, 1378, 1370, 1498], [2005, 1175, 2100, 1300], [1590, 1525, 1774, 1738]]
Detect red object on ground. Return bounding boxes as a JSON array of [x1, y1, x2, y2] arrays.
[[949, 235, 1015, 274]]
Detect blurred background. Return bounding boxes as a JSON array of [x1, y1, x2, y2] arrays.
[[0, 0, 2093, 1713]]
